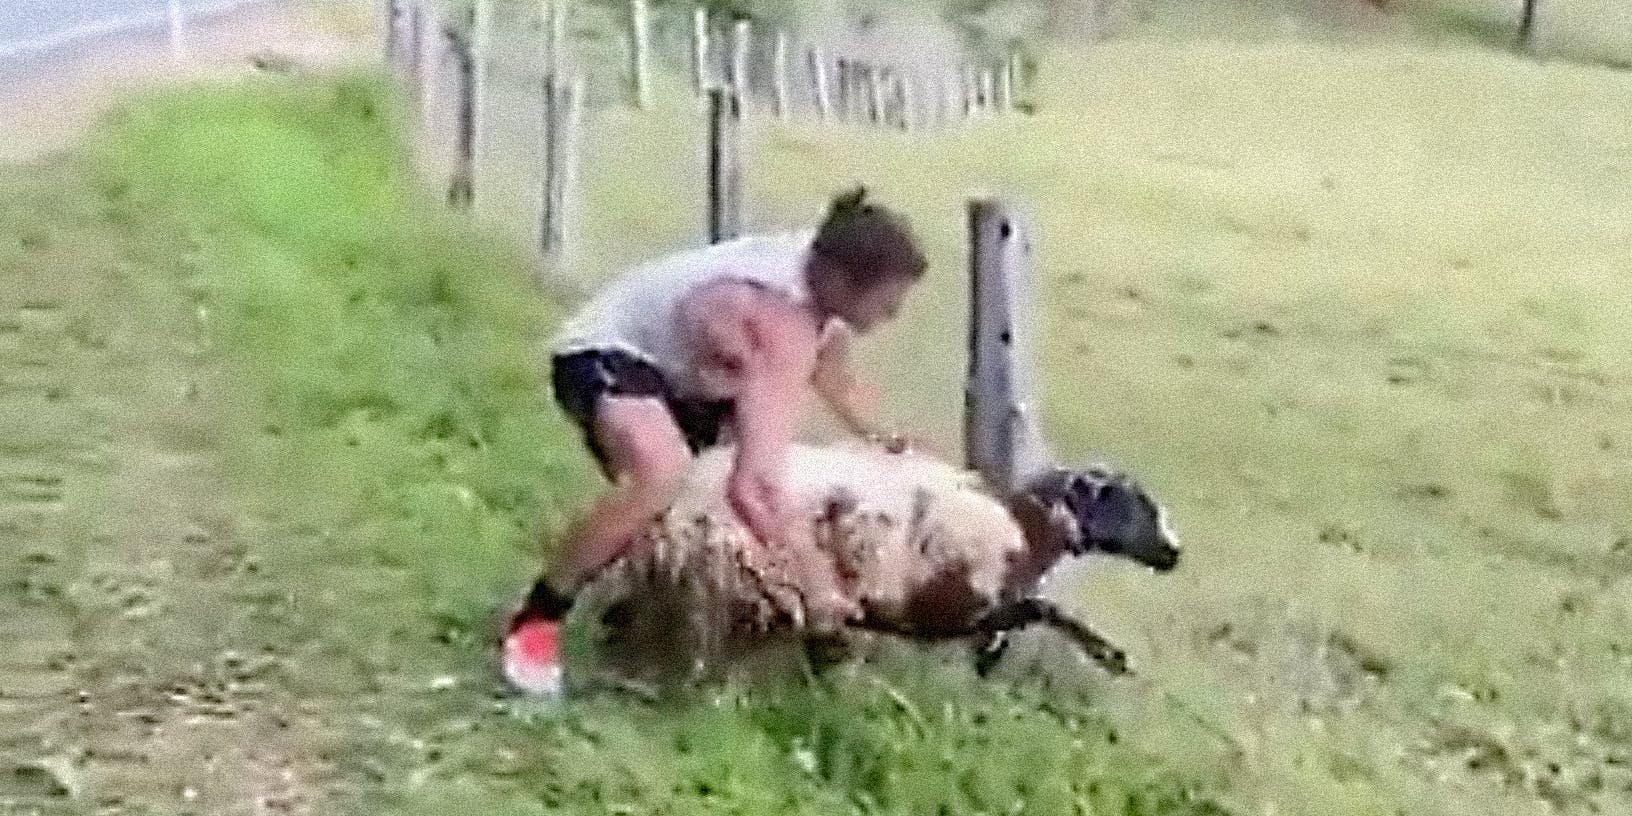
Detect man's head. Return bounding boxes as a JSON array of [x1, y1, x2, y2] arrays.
[[805, 186, 927, 334]]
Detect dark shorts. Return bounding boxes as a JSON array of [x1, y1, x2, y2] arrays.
[[550, 348, 735, 478]]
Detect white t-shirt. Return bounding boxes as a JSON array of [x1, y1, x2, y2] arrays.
[[553, 230, 822, 399]]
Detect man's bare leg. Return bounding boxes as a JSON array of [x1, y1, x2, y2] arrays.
[[503, 396, 691, 696], [550, 397, 693, 590]]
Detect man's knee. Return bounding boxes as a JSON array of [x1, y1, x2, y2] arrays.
[[594, 397, 691, 498], [621, 437, 689, 498]]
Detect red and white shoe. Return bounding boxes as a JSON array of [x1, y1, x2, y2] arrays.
[[501, 615, 564, 698]]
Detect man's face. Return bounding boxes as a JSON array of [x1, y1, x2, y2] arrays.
[[835, 273, 917, 334]]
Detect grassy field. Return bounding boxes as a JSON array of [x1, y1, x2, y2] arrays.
[[0, 72, 1233, 815], [3, 6, 1632, 816], [550, 36, 1632, 815]]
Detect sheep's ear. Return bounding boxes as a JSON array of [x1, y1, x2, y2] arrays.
[[1066, 471, 1109, 508], [1047, 498, 1086, 553], [1156, 503, 1181, 550]]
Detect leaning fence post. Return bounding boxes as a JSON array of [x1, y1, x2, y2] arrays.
[[966, 199, 1052, 493], [708, 88, 743, 243], [628, 0, 651, 108], [446, 20, 476, 209]]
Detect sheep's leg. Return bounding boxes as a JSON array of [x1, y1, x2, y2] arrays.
[[973, 598, 1131, 676], [802, 631, 857, 673], [973, 630, 1012, 677]]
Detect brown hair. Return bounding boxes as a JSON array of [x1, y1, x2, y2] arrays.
[[810, 186, 927, 287]]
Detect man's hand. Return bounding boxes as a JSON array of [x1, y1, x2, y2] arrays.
[[677, 281, 822, 548], [727, 459, 784, 547], [812, 325, 890, 440], [867, 429, 942, 457]]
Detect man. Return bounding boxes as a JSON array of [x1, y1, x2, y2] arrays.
[[502, 186, 929, 696]]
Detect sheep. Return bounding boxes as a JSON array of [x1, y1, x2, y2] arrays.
[[567, 440, 1180, 693]]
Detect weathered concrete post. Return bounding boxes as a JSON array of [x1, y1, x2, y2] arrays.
[[445, 19, 476, 209], [966, 199, 1053, 492], [708, 88, 743, 243], [628, 0, 651, 108], [540, 75, 583, 265], [808, 46, 832, 120]]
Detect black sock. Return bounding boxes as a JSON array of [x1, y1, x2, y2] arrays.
[[521, 578, 574, 620]]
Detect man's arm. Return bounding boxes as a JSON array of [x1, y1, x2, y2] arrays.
[[681, 283, 821, 543], [811, 327, 938, 455], [811, 325, 886, 439], [733, 297, 818, 472]]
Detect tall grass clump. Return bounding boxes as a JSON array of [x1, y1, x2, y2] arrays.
[[83, 73, 598, 630]]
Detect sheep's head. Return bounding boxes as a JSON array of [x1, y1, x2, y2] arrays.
[[1017, 465, 1180, 572]]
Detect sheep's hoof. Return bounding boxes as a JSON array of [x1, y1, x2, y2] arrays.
[[600, 599, 635, 630], [803, 633, 856, 672], [1090, 647, 1132, 677], [973, 631, 1012, 677]]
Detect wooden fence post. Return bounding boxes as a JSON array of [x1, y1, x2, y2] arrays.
[[168, 0, 188, 64], [834, 58, 850, 120], [772, 31, 790, 120], [473, 0, 492, 156], [809, 46, 832, 120], [405, 4, 424, 106], [938, 73, 957, 128], [446, 21, 475, 209], [384, 0, 400, 65], [692, 6, 710, 93], [628, 0, 651, 108], [729, 18, 751, 105], [1006, 52, 1024, 107], [1517, 0, 1541, 52], [961, 66, 978, 118], [965, 199, 1052, 493], [546, 0, 568, 76], [419, 5, 441, 141], [866, 64, 884, 126], [540, 74, 584, 271], [708, 88, 743, 243], [896, 73, 914, 132], [994, 60, 1013, 111]]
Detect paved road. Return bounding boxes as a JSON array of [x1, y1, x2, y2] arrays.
[[0, 0, 263, 63]]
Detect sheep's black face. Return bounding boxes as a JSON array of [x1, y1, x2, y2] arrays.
[[1033, 466, 1181, 572]]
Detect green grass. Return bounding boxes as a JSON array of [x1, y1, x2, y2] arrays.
[[476, 33, 1632, 816], [0, 72, 1236, 815], [1402, 0, 1632, 65], [1015, 42, 1632, 816], [83, 75, 597, 626], [6, 4, 1632, 813]]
